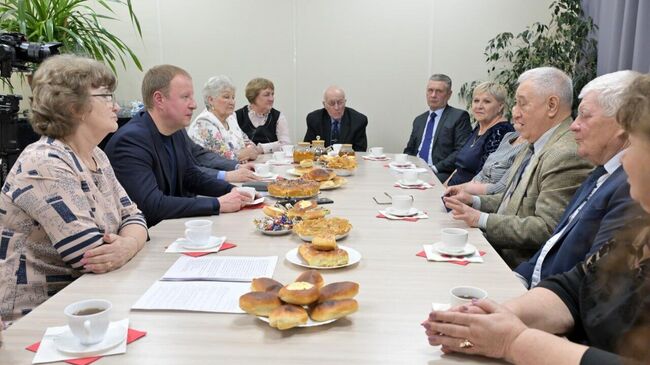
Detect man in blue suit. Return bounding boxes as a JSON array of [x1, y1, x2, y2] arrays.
[[105, 65, 250, 227], [514, 70, 643, 288], [404, 74, 472, 182]]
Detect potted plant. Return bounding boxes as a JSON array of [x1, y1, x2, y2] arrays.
[[0, 0, 143, 73]]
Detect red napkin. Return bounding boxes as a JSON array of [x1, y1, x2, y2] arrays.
[[416, 250, 486, 266], [242, 202, 265, 210], [393, 184, 428, 190], [376, 213, 419, 222], [183, 242, 237, 257], [26, 328, 147, 365]]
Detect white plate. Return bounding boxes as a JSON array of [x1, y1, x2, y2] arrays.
[[297, 232, 349, 242], [333, 169, 355, 177], [54, 325, 126, 356], [254, 172, 277, 179], [178, 236, 226, 250], [397, 179, 425, 186], [368, 154, 386, 159], [286, 168, 302, 176], [256, 227, 292, 236], [257, 316, 337, 328], [385, 207, 419, 217], [245, 197, 265, 206], [268, 192, 319, 200], [432, 242, 477, 256], [285, 245, 361, 269]]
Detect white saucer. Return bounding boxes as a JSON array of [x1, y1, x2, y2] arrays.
[[256, 227, 292, 236], [254, 172, 274, 178], [397, 179, 425, 186], [432, 242, 477, 256], [390, 161, 414, 168], [178, 236, 226, 250], [54, 325, 126, 355], [385, 207, 419, 217], [368, 154, 386, 159], [333, 169, 354, 177], [267, 159, 293, 165]]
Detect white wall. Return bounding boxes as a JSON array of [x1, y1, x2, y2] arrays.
[[101, 0, 553, 152]]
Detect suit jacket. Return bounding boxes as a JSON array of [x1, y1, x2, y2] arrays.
[[105, 111, 235, 227], [303, 107, 368, 151], [479, 117, 593, 266], [403, 105, 471, 182], [515, 166, 642, 286], [181, 129, 238, 175]]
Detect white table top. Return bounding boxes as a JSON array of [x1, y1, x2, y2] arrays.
[[0, 153, 525, 364]]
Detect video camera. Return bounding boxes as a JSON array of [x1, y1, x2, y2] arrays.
[[1, 32, 61, 185]]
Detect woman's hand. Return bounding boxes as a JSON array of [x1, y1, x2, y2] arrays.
[[237, 146, 260, 161], [81, 234, 138, 274], [422, 299, 528, 360]]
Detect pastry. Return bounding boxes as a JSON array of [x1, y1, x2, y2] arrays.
[[310, 299, 358, 322], [318, 281, 359, 303], [239, 291, 283, 316], [295, 270, 324, 289], [262, 206, 286, 218], [303, 168, 336, 182], [311, 235, 337, 251], [286, 200, 329, 220], [278, 281, 320, 305], [268, 304, 308, 330], [293, 217, 352, 237], [250, 277, 284, 293], [268, 178, 320, 198], [298, 243, 349, 268]]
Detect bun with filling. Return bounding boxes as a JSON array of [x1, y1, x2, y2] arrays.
[[318, 281, 359, 303], [278, 281, 320, 305], [303, 168, 336, 182], [239, 291, 283, 316], [295, 270, 324, 289], [263, 206, 286, 218], [310, 299, 358, 322], [269, 304, 308, 330], [311, 235, 337, 251], [251, 277, 283, 293]]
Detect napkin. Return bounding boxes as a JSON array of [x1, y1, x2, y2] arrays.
[[393, 182, 434, 190], [419, 245, 485, 265], [377, 210, 428, 221], [181, 242, 237, 257], [242, 197, 266, 210], [362, 155, 390, 161], [26, 319, 146, 365], [165, 237, 227, 255]]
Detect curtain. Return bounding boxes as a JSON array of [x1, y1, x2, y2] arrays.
[[582, 0, 650, 74]]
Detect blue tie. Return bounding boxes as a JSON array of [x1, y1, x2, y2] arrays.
[[418, 112, 437, 162], [554, 166, 607, 230], [331, 120, 340, 144]]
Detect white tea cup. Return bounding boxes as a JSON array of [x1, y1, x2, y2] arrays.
[[238, 187, 256, 199], [450, 286, 488, 306], [282, 145, 294, 157], [440, 228, 468, 252], [370, 147, 384, 156], [273, 151, 285, 161], [255, 163, 270, 176], [403, 170, 419, 184], [394, 153, 408, 163], [64, 299, 112, 345], [391, 194, 413, 214], [184, 219, 212, 245]]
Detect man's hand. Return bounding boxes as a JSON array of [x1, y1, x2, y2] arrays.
[[238, 162, 256, 171], [237, 146, 260, 161], [443, 185, 474, 205], [444, 197, 481, 227], [225, 168, 260, 182], [218, 191, 247, 213]]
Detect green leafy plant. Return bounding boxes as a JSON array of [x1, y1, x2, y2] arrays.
[[0, 0, 143, 73], [459, 0, 597, 117]]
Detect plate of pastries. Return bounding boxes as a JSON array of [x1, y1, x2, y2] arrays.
[[255, 201, 330, 235], [319, 155, 357, 176], [267, 178, 320, 199], [239, 271, 359, 330], [287, 159, 317, 176], [293, 217, 352, 241], [300, 166, 347, 190], [286, 234, 362, 269]]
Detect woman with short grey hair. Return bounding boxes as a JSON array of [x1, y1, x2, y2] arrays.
[[188, 75, 259, 162]]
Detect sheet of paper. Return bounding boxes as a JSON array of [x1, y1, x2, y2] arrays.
[[161, 255, 277, 282], [131, 281, 249, 313]]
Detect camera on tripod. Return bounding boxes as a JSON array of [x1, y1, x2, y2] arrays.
[[1, 32, 61, 186]]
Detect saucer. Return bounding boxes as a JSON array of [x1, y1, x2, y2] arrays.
[[369, 154, 386, 159], [432, 242, 477, 256], [178, 236, 226, 250], [54, 324, 126, 355], [385, 207, 419, 217], [267, 159, 293, 165], [397, 179, 425, 186], [254, 172, 274, 178], [390, 161, 415, 168]]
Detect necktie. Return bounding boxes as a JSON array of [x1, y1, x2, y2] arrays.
[[418, 112, 437, 162], [556, 166, 608, 228], [497, 144, 534, 214], [331, 120, 340, 144]]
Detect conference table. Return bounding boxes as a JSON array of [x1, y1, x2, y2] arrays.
[[0, 153, 526, 364]]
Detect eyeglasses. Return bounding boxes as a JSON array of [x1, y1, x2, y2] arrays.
[[91, 93, 115, 103], [325, 99, 346, 107]]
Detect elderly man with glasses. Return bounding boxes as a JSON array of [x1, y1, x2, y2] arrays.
[[303, 86, 368, 151]]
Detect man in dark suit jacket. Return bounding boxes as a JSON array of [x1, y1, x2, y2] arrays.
[[513, 70, 642, 287], [105, 65, 249, 227], [404, 74, 472, 182], [303, 86, 368, 151]]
